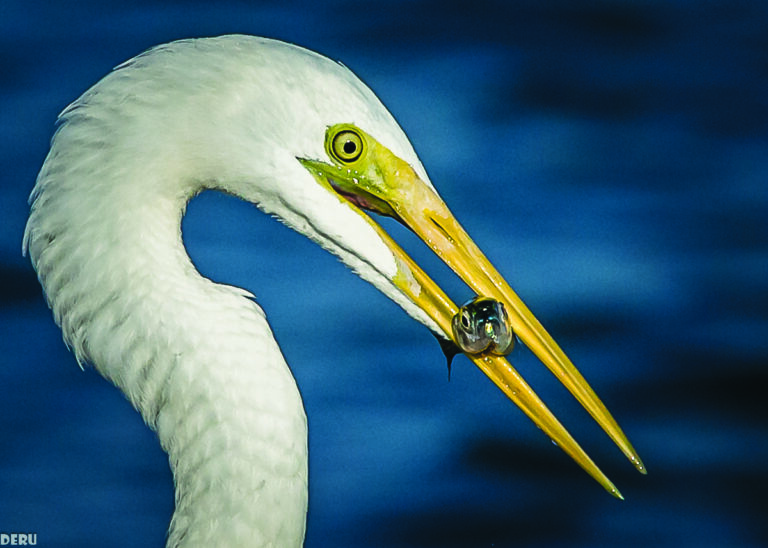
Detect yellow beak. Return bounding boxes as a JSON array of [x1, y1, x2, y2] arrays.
[[302, 125, 645, 498]]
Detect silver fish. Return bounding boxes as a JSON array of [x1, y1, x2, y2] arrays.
[[451, 297, 515, 356]]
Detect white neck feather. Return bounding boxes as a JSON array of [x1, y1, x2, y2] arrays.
[[26, 158, 308, 547]]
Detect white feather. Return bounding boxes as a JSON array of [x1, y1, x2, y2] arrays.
[[24, 35, 438, 547]]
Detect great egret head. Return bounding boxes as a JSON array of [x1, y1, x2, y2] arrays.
[[25, 35, 643, 504], [51, 35, 439, 329]]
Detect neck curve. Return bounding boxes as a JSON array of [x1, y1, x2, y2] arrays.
[[26, 165, 309, 546]]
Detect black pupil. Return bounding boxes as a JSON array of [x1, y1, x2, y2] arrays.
[[343, 140, 357, 155]]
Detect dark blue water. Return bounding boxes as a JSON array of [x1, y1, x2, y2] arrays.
[[2, 1, 767, 546]]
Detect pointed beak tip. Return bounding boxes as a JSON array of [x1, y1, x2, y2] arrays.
[[634, 458, 648, 475], [350, 150, 646, 497]]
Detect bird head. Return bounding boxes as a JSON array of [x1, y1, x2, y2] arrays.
[[185, 37, 642, 495], [182, 36, 643, 495]]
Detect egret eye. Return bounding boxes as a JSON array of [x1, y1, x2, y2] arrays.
[[451, 297, 515, 356], [330, 129, 363, 163]]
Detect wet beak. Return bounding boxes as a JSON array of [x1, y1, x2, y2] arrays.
[[369, 149, 644, 499], [300, 128, 645, 497]]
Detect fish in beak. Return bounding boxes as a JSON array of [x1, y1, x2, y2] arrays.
[[300, 123, 645, 498]]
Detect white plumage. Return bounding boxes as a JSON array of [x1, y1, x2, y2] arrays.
[[24, 35, 437, 547], [24, 34, 643, 548]]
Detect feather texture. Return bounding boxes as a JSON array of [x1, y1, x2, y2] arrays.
[[24, 35, 436, 546]]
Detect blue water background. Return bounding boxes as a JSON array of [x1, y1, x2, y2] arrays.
[[2, 1, 767, 546]]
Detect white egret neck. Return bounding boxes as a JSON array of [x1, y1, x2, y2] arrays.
[[22, 35, 438, 546]]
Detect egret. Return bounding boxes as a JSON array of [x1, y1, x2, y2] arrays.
[[23, 35, 644, 547]]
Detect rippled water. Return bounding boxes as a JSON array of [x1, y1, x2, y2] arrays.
[[2, 2, 767, 547]]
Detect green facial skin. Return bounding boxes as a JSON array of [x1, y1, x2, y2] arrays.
[[298, 123, 420, 224]]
